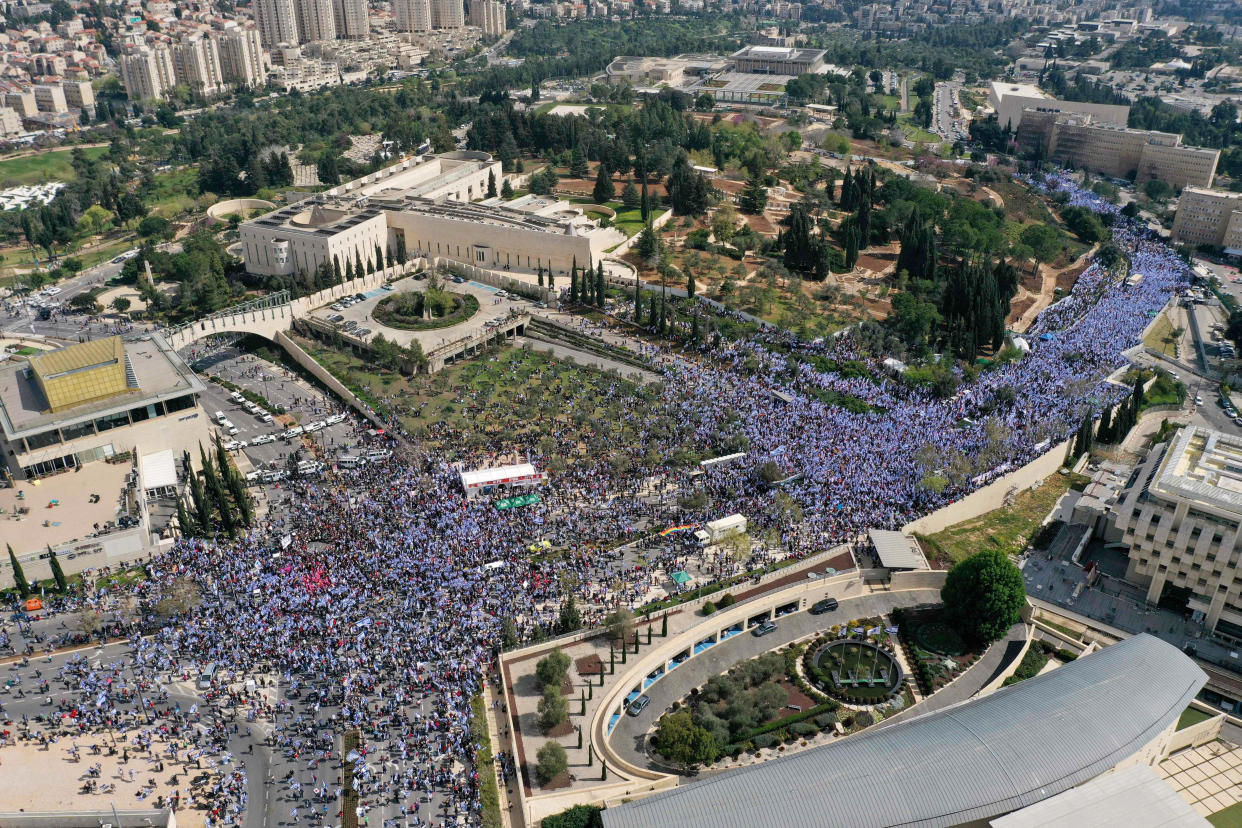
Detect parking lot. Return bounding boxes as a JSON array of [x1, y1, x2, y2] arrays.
[[305, 274, 531, 353], [190, 344, 383, 478]]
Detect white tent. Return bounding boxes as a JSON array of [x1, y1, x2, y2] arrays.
[[140, 449, 178, 496]]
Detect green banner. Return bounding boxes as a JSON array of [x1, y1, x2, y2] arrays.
[[495, 493, 541, 510]]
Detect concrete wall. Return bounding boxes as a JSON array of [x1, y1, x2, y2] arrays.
[[391, 209, 595, 276], [274, 330, 388, 430], [432, 258, 557, 303], [903, 440, 1072, 536], [2, 524, 149, 587], [607, 209, 674, 257]]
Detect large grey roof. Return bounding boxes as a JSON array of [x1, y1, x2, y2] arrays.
[[869, 529, 928, 570], [601, 634, 1205, 828]]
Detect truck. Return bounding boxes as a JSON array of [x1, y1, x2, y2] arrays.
[[694, 514, 748, 547]]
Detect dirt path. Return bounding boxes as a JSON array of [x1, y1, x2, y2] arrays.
[[1011, 244, 1099, 333]]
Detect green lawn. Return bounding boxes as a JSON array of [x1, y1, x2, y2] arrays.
[[0, 145, 108, 187], [145, 166, 199, 217], [873, 94, 900, 111], [1177, 706, 1215, 731], [918, 475, 1072, 565], [1210, 801, 1242, 828], [897, 114, 939, 144]]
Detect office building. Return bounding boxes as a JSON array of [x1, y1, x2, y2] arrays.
[[296, 0, 337, 42], [172, 35, 227, 99], [0, 336, 207, 481], [217, 27, 265, 88], [395, 0, 433, 31], [1172, 188, 1242, 254], [117, 46, 176, 102], [1018, 111, 1220, 190], [431, 0, 465, 29], [254, 0, 299, 48], [1111, 426, 1242, 637], [988, 80, 1130, 131], [333, 0, 369, 39], [728, 45, 825, 75], [469, 0, 506, 36]]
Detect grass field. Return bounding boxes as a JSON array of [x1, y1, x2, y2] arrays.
[[897, 114, 940, 144], [1143, 313, 1179, 358], [1177, 706, 1215, 731], [918, 474, 1072, 565], [145, 166, 199, 217], [0, 145, 108, 187], [1210, 801, 1242, 828]]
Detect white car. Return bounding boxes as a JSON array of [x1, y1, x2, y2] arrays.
[[43, 286, 62, 295], [282, 426, 304, 439], [251, 433, 277, 445], [324, 413, 346, 425], [222, 439, 248, 451], [304, 420, 326, 433], [216, 411, 228, 423], [258, 413, 274, 423]]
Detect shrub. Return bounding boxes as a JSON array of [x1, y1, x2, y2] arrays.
[[718, 593, 737, 609], [752, 733, 779, 749], [535, 647, 571, 691], [538, 685, 568, 733], [814, 712, 838, 728], [790, 721, 818, 737], [702, 601, 717, 616], [855, 711, 874, 727]]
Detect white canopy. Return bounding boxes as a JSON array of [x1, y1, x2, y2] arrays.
[[140, 449, 177, 491]]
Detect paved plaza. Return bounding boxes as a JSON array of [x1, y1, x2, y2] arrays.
[[1160, 740, 1242, 817]]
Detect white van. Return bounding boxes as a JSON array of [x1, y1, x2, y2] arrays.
[[337, 455, 364, 469], [283, 426, 305, 439], [366, 448, 393, 461]]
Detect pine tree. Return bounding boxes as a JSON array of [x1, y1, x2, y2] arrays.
[[570, 145, 589, 179], [48, 546, 67, 593], [621, 181, 640, 209], [501, 178, 514, 199], [739, 173, 768, 215], [7, 544, 29, 598]]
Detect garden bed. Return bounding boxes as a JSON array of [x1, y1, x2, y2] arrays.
[[374, 290, 479, 331], [891, 605, 985, 695]]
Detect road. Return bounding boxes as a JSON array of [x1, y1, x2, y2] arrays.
[[609, 587, 941, 774], [931, 82, 968, 143], [2, 241, 181, 340]]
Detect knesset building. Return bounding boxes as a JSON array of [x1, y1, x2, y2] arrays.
[[239, 151, 623, 281]]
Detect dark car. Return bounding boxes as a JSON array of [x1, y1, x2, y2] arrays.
[[751, 621, 778, 637], [810, 598, 839, 615], [354, 293, 367, 301], [627, 695, 651, 716]]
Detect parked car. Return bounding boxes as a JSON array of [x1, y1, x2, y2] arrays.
[[627, 695, 651, 716], [325, 413, 346, 425], [304, 420, 326, 433], [810, 598, 839, 614], [282, 426, 305, 439], [751, 621, 778, 637], [251, 433, 276, 445]]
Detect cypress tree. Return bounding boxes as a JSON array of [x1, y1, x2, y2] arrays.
[[175, 495, 195, 537], [686, 267, 696, 299], [570, 267, 579, 303], [8, 544, 30, 598], [1097, 405, 1114, 444], [595, 262, 606, 307], [48, 546, 67, 593]]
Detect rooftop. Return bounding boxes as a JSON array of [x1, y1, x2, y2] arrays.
[[602, 634, 1205, 828], [26, 335, 130, 412], [729, 45, 825, 63], [0, 334, 204, 439], [990, 764, 1209, 828], [991, 81, 1050, 100], [1152, 426, 1242, 517]]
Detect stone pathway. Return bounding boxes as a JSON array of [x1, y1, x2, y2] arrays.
[[1160, 739, 1242, 817]]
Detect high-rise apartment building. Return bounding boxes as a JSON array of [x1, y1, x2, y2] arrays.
[[0, 106, 23, 137], [431, 0, 465, 29], [217, 27, 266, 88], [61, 80, 95, 112], [296, 0, 337, 42], [172, 35, 227, 98], [469, 0, 506, 36], [395, 0, 433, 31], [3, 90, 37, 117], [333, 0, 369, 39], [32, 84, 68, 113], [118, 46, 176, 102], [1172, 188, 1242, 253], [254, 0, 299, 48]]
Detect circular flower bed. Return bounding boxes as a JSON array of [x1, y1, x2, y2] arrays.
[[806, 640, 903, 703], [373, 289, 480, 331]]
